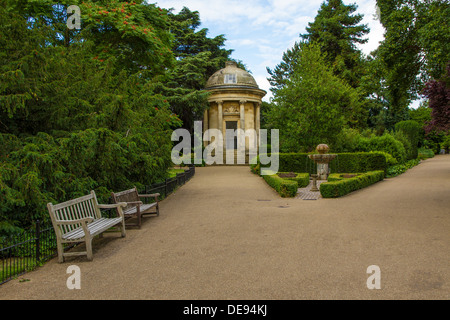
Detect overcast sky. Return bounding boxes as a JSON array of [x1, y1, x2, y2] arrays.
[[155, 0, 385, 102]]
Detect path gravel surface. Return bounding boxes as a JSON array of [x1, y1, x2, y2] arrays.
[[1, 155, 449, 300]]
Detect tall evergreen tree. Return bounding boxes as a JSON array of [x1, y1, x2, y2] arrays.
[[300, 0, 369, 88], [161, 7, 233, 133], [267, 41, 304, 95], [266, 44, 365, 152]]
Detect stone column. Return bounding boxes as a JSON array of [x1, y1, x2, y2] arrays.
[[203, 108, 209, 148], [239, 100, 246, 131], [217, 100, 223, 135], [255, 102, 261, 148]]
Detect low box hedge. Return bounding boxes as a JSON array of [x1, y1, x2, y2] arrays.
[[278, 172, 310, 188], [263, 174, 299, 197], [320, 171, 385, 198]]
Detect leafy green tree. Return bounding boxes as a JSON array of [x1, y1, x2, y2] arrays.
[[266, 44, 365, 152], [374, 0, 450, 128], [161, 7, 233, 132], [300, 0, 369, 89], [0, 0, 181, 234], [266, 41, 304, 95]]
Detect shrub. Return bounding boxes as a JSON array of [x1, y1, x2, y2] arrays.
[[278, 172, 310, 188], [442, 135, 450, 153], [395, 120, 422, 160], [417, 147, 435, 159], [331, 152, 387, 173], [386, 159, 420, 177], [263, 174, 298, 197], [320, 171, 385, 198], [254, 152, 387, 175], [358, 133, 407, 163], [333, 128, 362, 153]]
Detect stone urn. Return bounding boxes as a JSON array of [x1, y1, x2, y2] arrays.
[[316, 144, 330, 154]]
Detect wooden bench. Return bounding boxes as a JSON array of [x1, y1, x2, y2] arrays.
[[111, 187, 160, 228], [47, 190, 127, 263]]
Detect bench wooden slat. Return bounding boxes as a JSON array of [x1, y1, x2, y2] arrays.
[[62, 217, 123, 240]]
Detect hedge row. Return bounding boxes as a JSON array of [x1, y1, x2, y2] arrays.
[[263, 174, 299, 197], [319, 171, 385, 198], [279, 172, 310, 188], [252, 152, 387, 175]]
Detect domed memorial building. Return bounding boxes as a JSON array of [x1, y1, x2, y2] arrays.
[[203, 61, 266, 164]]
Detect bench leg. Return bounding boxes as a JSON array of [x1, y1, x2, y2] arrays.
[[57, 240, 64, 263], [86, 237, 93, 261], [120, 219, 126, 237]]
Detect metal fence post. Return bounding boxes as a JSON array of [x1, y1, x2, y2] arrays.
[[165, 178, 168, 197], [35, 220, 40, 263]]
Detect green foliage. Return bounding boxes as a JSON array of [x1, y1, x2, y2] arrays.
[[395, 120, 422, 159], [278, 173, 310, 188], [0, 1, 186, 235], [254, 152, 387, 175], [301, 0, 369, 89], [159, 7, 233, 132], [333, 129, 408, 163], [266, 44, 365, 152], [441, 135, 450, 153], [386, 159, 420, 178], [358, 133, 407, 163], [374, 0, 450, 126], [262, 174, 298, 198], [417, 147, 435, 160], [320, 171, 385, 198]]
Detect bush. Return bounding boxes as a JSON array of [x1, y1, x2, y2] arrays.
[[278, 172, 310, 188], [331, 152, 387, 173], [358, 133, 407, 163], [442, 135, 450, 153], [253, 152, 388, 175], [386, 159, 420, 177], [320, 171, 385, 198], [395, 120, 422, 160], [418, 147, 435, 159], [262, 174, 299, 197]]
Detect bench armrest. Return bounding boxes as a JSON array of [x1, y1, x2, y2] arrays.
[[98, 202, 127, 218], [97, 202, 127, 209], [138, 193, 160, 199], [122, 201, 143, 206]]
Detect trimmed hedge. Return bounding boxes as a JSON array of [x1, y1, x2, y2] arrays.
[[320, 171, 385, 198], [279, 172, 310, 188], [263, 174, 299, 197], [252, 152, 387, 175]]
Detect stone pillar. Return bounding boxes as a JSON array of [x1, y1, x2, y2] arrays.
[[239, 100, 246, 131], [217, 100, 223, 135], [255, 102, 261, 148], [203, 109, 209, 148]]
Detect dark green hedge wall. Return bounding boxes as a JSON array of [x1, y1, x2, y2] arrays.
[[252, 152, 387, 175]]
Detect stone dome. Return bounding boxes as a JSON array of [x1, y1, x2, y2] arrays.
[[205, 61, 259, 89]]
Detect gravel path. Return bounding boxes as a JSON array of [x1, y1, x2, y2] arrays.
[[1, 155, 449, 300]]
